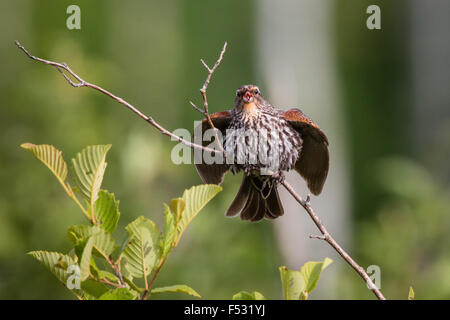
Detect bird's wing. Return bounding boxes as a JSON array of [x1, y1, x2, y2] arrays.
[[194, 110, 232, 185], [283, 108, 329, 195]]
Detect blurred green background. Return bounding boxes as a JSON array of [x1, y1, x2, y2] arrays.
[[1, 0, 449, 299]]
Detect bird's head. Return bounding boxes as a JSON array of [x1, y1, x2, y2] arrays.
[[234, 84, 264, 113]]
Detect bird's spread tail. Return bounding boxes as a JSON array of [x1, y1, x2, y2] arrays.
[[226, 175, 284, 222]]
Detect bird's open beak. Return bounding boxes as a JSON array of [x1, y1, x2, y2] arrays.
[[243, 91, 254, 103]]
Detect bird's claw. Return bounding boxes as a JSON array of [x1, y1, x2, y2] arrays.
[[271, 171, 285, 184]]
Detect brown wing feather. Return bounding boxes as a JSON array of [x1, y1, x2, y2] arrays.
[[226, 175, 251, 217], [194, 111, 231, 185], [284, 108, 329, 195]]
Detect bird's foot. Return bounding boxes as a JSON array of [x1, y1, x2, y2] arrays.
[[271, 171, 285, 184]]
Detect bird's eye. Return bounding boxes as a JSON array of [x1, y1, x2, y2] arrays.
[[253, 89, 259, 95]]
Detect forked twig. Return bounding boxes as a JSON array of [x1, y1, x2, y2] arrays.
[[190, 42, 228, 154]]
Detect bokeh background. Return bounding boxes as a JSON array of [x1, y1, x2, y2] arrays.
[[1, 0, 449, 299]]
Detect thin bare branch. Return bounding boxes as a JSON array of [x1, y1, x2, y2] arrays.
[[15, 40, 220, 155], [196, 42, 228, 154], [190, 100, 207, 116], [309, 234, 327, 240], [200, 59, 212, 73], [200, 42, 227, 93], [281, 180, 386, 300], [100, 277, 123, 288]]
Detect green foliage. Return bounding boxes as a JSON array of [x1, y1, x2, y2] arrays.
[[233, 291, 265, 300], [176, 185, 222, 243], [151, 285, 201, 298], [232, 258, 333, 300], [279, 258, 333, 300], [21, 143, 68, 188], [24, 142, 334, 300], [93, 191, 120, 234], [71, 144, 111, 203], [67, 225, 115, 260], [408, 286, 415, 300], [122, 216, 161, 280], [99, 288, 137, 300], [28, 250, 76, 286], [23, 143, 221, 300], [162, 204, 176, 257], [80, 279, 109, 298]]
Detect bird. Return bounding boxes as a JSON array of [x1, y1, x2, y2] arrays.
[[194, 84, 329, 222]]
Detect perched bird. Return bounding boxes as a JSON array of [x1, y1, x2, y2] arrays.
[[195, 85, 329, 222]]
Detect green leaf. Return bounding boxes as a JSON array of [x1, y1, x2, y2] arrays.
[[123, 216, 162, 279], [300, 257, 333, 293], [99, 288, 137, 300], [170, 198, 185, 224], [116, 236, 130, 261], [67, 225, 116, 260], [123, 276, 143, 293], [92, 190, 120, 233], [67, 225, 94, 245], [78, 231, 115, 282], [162, 203, 176, 257], [408, 286, 415, 300], [81, 279, 109, 298], [29, 251, 76, 284], [151, 285, 201, 298], [28, 250, 84, 299], [71, 144, 111, 210], [279, 258, 333, 300], [21, 143, 68, 191], [176, 184, 222, 241], [29, 251, 87, 300], [232, 291, 265, 300], [80, 236, 95, 280], [97, 270, 119, 283], [279, 266, 306, 300], [91, 230, 116, 258], [55, 257, 69, 270]]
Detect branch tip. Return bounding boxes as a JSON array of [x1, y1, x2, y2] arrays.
[[310, 234, 326, 240]]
